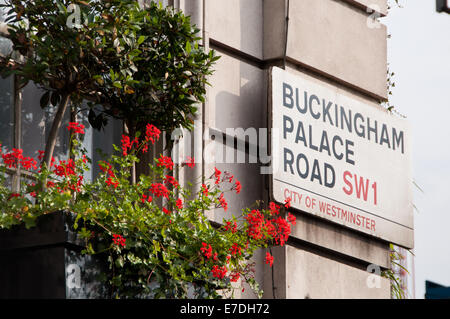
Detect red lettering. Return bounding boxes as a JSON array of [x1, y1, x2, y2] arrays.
[[342, 171, 353, 195]]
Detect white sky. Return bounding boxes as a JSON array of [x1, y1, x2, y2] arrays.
[[384, 0, 450, 299]]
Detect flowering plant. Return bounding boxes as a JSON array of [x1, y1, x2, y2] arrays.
[[0, 123, 295, 299]]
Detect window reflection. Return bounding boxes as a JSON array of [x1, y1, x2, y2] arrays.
[[0, 76, 13, 151], [21, 82, 70, 161]]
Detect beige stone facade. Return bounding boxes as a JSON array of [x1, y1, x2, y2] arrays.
[[172, 0, 392, 298]]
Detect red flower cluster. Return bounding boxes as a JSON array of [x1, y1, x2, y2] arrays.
[[121, 135, 138, 157], [234, 180, 241, 194], [156, 155, 174, 170], [285, 197, 292, 209], [1, 148, 37, 171], [229, 243, 242, 256], [175, 198, 183, 210], [164, 175, 179, 188], [37, 150, 55, 168], [287, 213, 296, 225], [185, 156, 195, 168], [112, 234, 126, 248], [145, 124, 161, 145], [54, 159, 76, 177], [149, 183, 169, 199], [244, 206, 295, 247], [245, 209, 266, 240], [224, 220, 237, 234], [265, 252, 274, 267], [163, 207, 171, 215], [8, 193, 21, 200], [218, 193, 228, 211], [142, 124, 161, 153], [201, 184, 209, 196], [271, 216, 291, 246], [99, 161, 119, 189], [230, 272, 240, 283], [67, 122, 85, 135], [200, 242, 213, 259], [211, 265, 227, 280], [141, 194, 153, 203], [214, 167, 221, 184], [269, 202, 280, 216]]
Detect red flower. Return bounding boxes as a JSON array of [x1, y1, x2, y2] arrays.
[[230, 272, 240, 282], [46, 180, 55, 188], [245, 209, 265, 240], [156, 155, 174, 170], [288, 212, 297, 225], [186, 156, 195, 168], [272, 216, 291, 246], [112, 234, 126, 248], [214, 167, 221, 184], [219, 193, 228, 211], [211, 265, 227, 279], [141, 194, 152, 203], [269, 202, 280, 216], [106, 177, 119, 188], [224, 221, 237, 234], [99, 161, 115, 177], [145, 124, 161, 145], [175, 198, 183, 210], [20, 156, 37, 170], [164, 175, 179, 188], [53, 159, 76, 177], [201, 184, 209, 196], [149, 183, 169, 199], [121, 135, 131, 156], [1, 148, 23, 168], [8, 193, 21, 200], [285, 197, 292, 209], [234, 180, 241, 194], [67, 122, 85, 135], [200, 242, 213, 259], [229, 243, 242, 256], [163, 207, 171, 215], [265, 252, 274, 267]]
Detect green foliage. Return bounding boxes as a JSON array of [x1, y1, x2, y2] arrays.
[[90, 1, 220, 135], [0, 0, 218, 166], [0, 125, 294, 299], [381, 243, 409, 299]]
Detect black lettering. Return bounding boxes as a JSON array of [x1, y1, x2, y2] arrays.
[[283, 83, 294, 109], [332, 135, 344, 160], [354, 112, 365, 138], [283, 115, 294, 139], [310, 159, 322, 185], [296, 89, 308, 113], [284, 148, 294, 174], [345, 139, 355, 165], [295, 121, 307, 146], [379, 123, 391, 148], [296, 153, 309, 179], [392, 128, 404, 154], [367, 118, 378, 143], [319, 130, 331, 156], [308, 125, 318, 151], [322, 99, 334, 125], [309, 94, 321, 120], [324, 163, 336, 188]]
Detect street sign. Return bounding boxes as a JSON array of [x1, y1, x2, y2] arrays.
[[270, 67, 413, 248]]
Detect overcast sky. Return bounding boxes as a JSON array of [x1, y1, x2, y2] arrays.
[[383, 0, 450, 298]]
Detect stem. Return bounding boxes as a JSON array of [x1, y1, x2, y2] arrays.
[[42, 93, 71, 169]]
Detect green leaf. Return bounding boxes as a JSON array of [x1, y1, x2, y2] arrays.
[[186, 41, 191, 54], [137, 35, 146, 45]]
